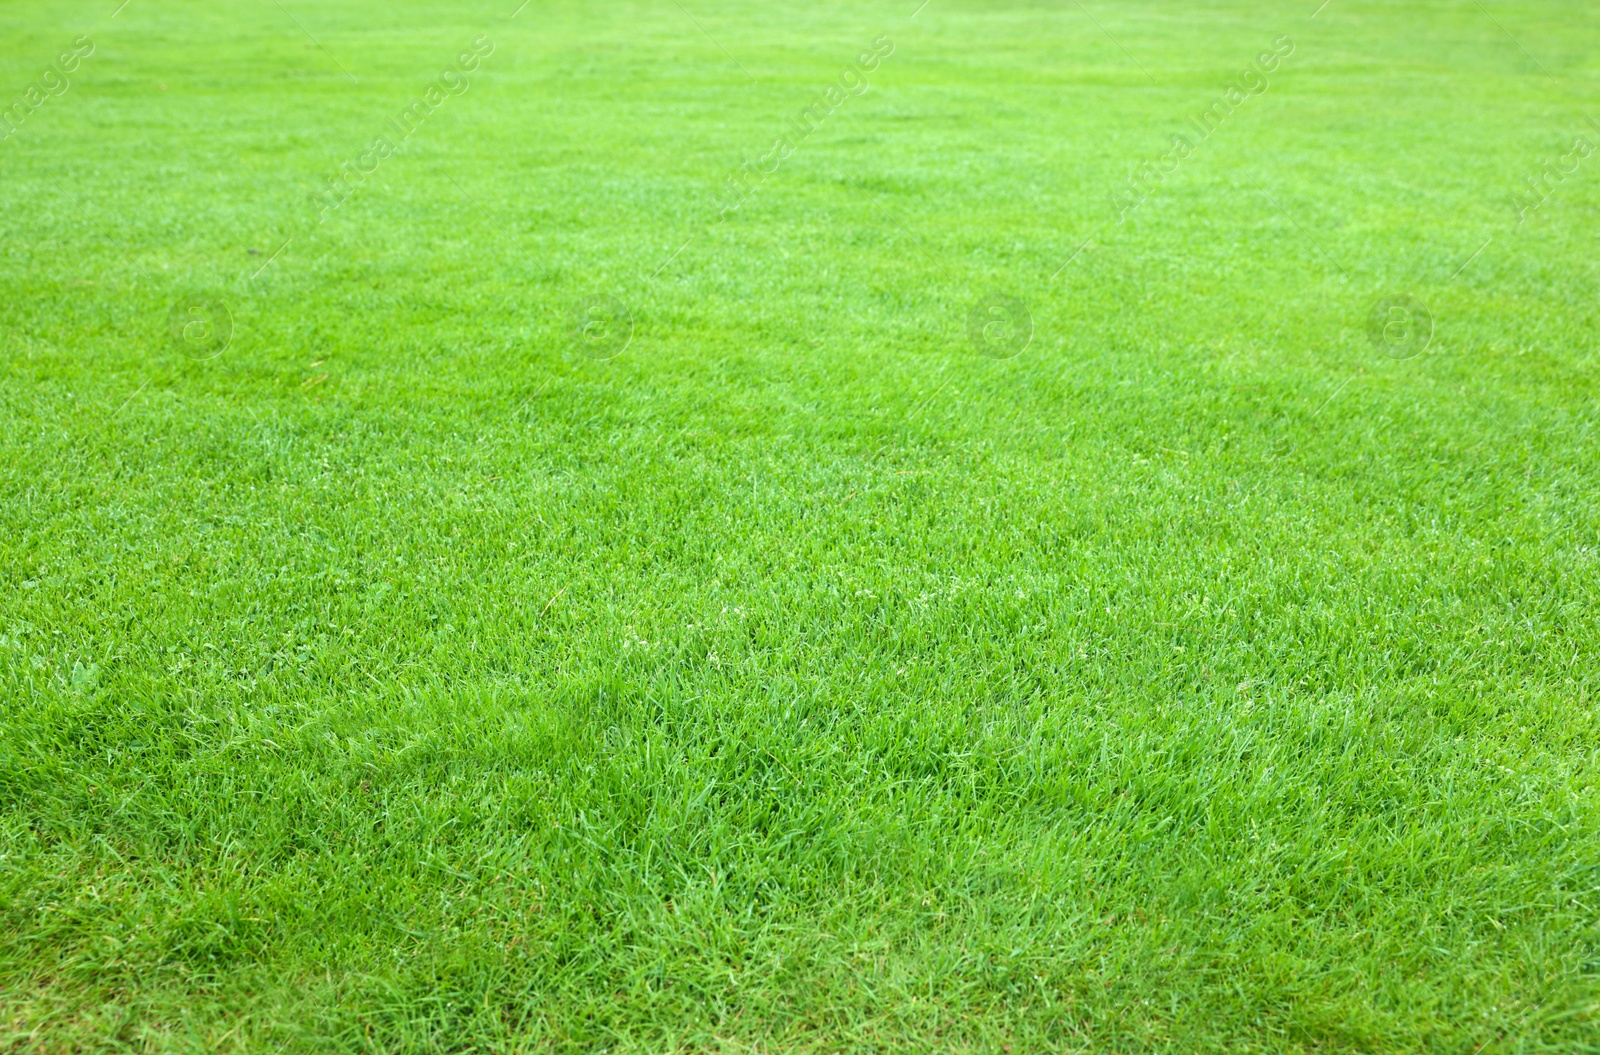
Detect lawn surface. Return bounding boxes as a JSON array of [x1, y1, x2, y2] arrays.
[[2, 0, 1599, 1051]]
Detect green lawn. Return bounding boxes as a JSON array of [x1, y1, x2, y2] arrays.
[[3, 0, 1599, 1050]]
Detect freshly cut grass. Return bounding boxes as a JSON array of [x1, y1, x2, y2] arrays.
[[1, 0, 1598, 1051]]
